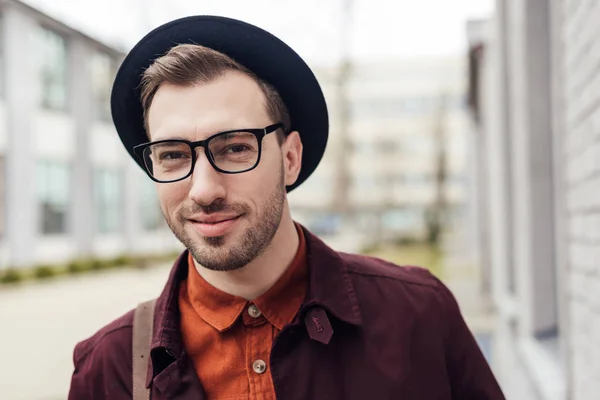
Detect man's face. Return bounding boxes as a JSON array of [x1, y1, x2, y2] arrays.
[[146, 70, 299, 271]]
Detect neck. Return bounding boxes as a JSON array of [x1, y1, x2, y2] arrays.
[[193, 206, 300, 300]]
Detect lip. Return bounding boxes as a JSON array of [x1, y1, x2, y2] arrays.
[[188, 215, 242, 237]]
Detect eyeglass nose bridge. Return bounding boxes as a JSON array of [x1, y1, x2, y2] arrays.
[[187, 139, 218, 173]]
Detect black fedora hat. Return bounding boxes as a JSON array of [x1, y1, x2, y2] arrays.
[[110, 15, 329, 192]]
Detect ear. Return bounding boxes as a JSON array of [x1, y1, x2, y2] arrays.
[[282, 130, 303, 187]]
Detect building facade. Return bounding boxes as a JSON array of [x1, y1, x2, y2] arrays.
[[467, 0, 600, 398], [0, 0, 181, 269]]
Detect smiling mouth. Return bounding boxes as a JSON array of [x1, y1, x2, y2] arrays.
[[190, 215, 241, 224], [188, 215, 243, 237]]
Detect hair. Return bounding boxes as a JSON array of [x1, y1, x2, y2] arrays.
[[139, 43, 291, 143]]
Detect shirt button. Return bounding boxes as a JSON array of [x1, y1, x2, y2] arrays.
[[248, 304, 262, 318], [252, 359, 267, 374]]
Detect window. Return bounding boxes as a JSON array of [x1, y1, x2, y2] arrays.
[[352, 175, 374, 192], [446, 94, 467, 110], [0, 156, 4, 238], [35, 27, 68, 111], [0, 14, 4, 98], [401, 173, 432, 185], [90, 52, 116, 122], [93, 168, 122, 234], [382, 208, 425, 230], [350, 94, 466, 119], [374, 139, 398, 154], [351, 97, 435, 118], [399, 135, 433, 154], [37, 160, 71, 234], [139, 179, 163, 231]]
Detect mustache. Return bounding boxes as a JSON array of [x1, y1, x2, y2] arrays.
[[178, 199, 249, 217]]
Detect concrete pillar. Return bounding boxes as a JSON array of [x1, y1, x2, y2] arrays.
[[124, 159, 144, 254], [548, 0, 571, 394], [70, 40, 94, 257], [486, 0, 516, 306], [507, 0, 557, 337], [4, 7, 37, 267]]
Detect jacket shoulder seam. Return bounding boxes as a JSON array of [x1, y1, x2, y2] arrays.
[[75, 324, 132, 364], [348, 268, 440, 288]]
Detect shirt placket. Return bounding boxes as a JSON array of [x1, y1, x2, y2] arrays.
[[243, 303, 276, 400]]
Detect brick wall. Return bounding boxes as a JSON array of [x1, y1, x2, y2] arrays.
[[561, 0, 600, 398]]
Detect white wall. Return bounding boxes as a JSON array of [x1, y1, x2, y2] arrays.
[[0, 103, 7, 153]]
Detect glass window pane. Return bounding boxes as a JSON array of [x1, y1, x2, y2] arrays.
[[139, 178, 163, 231], [36, 27, 68, 111], [37, 160, 71, 234], [0, 156, 4, 238], [93, 168, 123, 234], [90, 52, 116, 122]]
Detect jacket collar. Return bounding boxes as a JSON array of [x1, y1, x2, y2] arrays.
[[301, 225, 362, 326], [145, 224, 363, 388]]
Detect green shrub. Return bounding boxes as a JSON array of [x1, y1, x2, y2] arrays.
[[133, 256, 151, 269], [0, 268, 24, 284], [67, 259, 90, 274], [1, 250, 182, 283], [165, 250, 182, 260], [34, 265, 58, 279], [111, 255, 133, 267], [360, 243, 381, 255], [90, 258, 111, 271], [393, 236, 421, 247]]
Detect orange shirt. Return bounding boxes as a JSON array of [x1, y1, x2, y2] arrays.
[[178, 225, 308, 400]]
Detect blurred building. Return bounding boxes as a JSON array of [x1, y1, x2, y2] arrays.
[[289, 56, 471, 245], [0, 0, 181, 269], [466, 0, 600, 399], [0, 0, 472, 269]]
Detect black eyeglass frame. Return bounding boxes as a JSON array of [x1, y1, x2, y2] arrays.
[[133, 123, 284, 183]]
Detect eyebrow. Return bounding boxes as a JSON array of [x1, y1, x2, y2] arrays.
[[154, 129, 250, 143], [151, 136, 191, 142], [151, 141, 188, 147], [213, 132, 243, 141]]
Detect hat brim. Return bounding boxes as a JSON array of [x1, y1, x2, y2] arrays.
[[111, 15, 329, 192]]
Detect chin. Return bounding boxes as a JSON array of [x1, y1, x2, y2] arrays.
[[202, 234, 228, 248]]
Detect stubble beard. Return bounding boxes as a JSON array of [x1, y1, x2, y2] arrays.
[[165, 168, 286, 272]]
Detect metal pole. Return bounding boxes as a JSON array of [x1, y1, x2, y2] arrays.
[[332, 0, 353, 217]]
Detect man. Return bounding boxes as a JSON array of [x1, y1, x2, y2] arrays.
[[68, 16, 505, 400]]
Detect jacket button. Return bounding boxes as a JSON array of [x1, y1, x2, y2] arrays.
[[252, 359, 267, 374], [248, 304, 262, 318]]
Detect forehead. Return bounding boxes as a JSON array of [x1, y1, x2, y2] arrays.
[[147, 70, 270, 141]]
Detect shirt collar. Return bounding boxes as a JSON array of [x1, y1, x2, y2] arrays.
[[146, 223, 362, 388], [253, 223, 308, 330], [182, 222, 308, 332], [183, 250, 246, 332]]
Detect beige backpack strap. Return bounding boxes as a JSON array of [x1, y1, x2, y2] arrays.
[[132, 299, 157, 400]]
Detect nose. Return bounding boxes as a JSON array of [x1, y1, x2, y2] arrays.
[[188, 152, 227, 206]]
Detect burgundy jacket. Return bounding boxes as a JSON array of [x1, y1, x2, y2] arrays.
[[68, 227, 505, 399]]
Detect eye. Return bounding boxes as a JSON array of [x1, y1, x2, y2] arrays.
[[226, 144, 252, 154], [158, 151, 190, 161]]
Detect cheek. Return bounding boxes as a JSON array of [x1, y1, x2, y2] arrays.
[[156, 183, 188, 213], [228, 170, 274, 207], [254, 156, 282, 191]]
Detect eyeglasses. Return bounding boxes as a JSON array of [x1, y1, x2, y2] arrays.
[[134, 123, 284, 183]]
